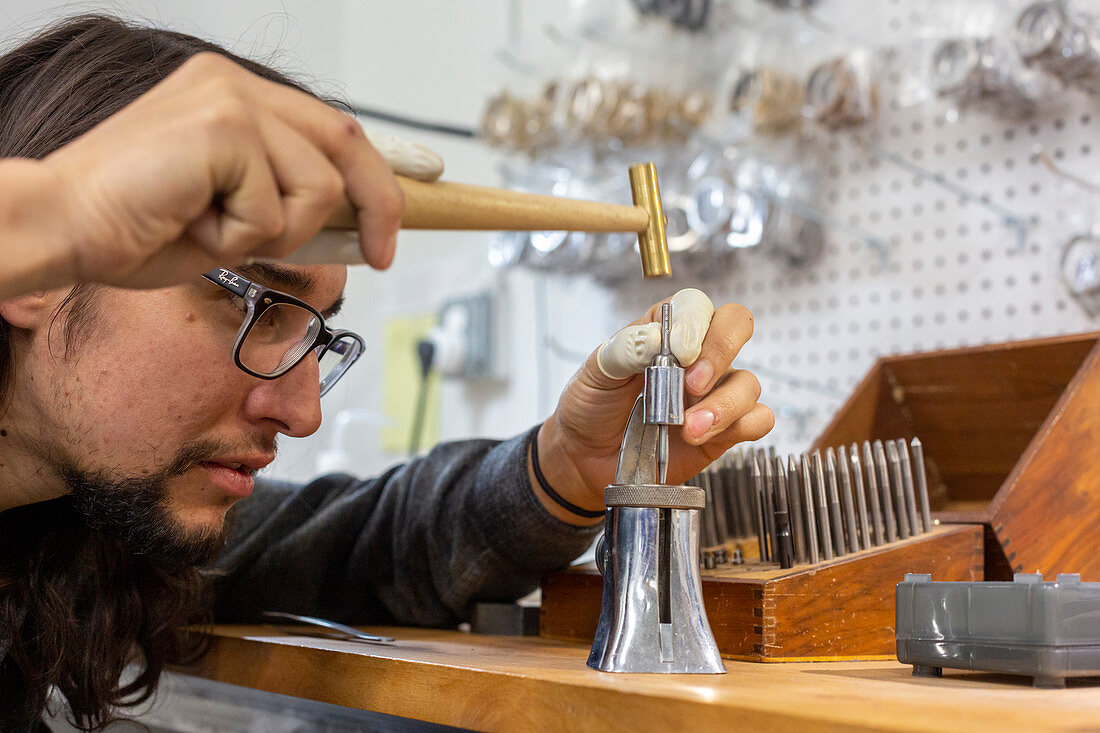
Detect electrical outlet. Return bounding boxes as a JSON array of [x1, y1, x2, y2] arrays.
[[434, 291, 496, 379]]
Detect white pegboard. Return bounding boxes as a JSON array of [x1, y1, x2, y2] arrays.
[[533, 0, 1099, 455]]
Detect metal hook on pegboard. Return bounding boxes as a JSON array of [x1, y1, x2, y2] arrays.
[[774, 194, 891, 264], [496, 48, 541, 78], [1033, 143, 1100, 196], [794, 1, 873, 50], [852, 134, 1029, 254], [740, 359, 847, 401], [774, 403, 819, 444], [1032, 144, 1100, 318]]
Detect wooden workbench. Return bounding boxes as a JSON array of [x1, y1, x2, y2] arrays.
[[187, 625, 1100, 732]]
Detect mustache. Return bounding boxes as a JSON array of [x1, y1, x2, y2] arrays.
[[165, 437, 278, 477]]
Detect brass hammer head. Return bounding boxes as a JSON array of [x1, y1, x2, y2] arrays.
[[629, 162, 671, 278]]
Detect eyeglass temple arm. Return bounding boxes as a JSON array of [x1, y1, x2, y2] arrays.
[[202, 268, 252, 298]]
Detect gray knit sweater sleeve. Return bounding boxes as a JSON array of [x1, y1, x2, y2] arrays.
[[210, 425, 600, 626]]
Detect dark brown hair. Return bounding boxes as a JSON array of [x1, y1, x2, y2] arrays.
[[0, 14, 327, 730]]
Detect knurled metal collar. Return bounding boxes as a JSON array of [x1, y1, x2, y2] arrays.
[[604, 483, 705, 509]]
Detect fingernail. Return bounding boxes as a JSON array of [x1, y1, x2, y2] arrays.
[[688, 409, 715, 438], [687, 361, 712, 392]]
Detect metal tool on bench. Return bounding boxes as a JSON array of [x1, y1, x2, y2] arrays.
[[262, 611, 396, 645], [273, 163, 671, 278], [687, 437, 938, 569], [588, 301, 725, 674]]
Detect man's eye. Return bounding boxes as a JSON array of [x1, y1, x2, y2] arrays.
[[254, 307, 281, 330], [224, 294, 247, 314]]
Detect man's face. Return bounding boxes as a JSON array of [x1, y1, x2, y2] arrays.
[[11, 263, 348, 559]]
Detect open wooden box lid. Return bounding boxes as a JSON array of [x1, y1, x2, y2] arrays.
[[813, 331, 1100, 579]]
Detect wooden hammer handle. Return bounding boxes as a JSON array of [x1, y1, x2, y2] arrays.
[[324, 176, 649, 232]]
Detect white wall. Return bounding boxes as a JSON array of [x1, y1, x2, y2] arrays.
[[0, 1, 343, 78]]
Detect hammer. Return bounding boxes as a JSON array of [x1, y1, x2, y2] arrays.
[[283, 163, 670, 278]]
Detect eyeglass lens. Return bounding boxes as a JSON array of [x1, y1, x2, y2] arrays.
[[318, 335, 363, 394], [239, 302, 323, 376]]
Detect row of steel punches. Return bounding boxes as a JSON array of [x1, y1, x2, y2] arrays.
[[687, 439, 936, 569]]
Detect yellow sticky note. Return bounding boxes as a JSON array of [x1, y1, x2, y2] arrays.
[[382, 314, 440, 454]]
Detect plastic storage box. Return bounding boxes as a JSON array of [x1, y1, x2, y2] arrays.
[[896, 572, 1100, 688]]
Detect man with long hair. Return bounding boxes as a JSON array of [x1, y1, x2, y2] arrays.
[[0, 14, 773, 731]]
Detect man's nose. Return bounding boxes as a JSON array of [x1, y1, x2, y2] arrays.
[[243, 355, 324, 438]]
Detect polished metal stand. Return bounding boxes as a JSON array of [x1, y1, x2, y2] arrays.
[[587, 305, 725, 673]]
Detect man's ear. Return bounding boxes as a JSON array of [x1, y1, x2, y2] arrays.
[[0, 290, 67, 330]]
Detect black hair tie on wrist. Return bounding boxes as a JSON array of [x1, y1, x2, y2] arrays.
[[531, 426, 604, 519]]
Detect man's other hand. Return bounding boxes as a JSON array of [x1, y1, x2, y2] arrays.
[[531, 288, 774, 524]]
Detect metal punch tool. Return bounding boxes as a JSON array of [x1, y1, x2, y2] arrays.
[[860, 441, 886, 546], [836, 445, 861, 553], [811, 451, 835, 562], [263, 611, 396, 645], [800, 454, 821, 565]]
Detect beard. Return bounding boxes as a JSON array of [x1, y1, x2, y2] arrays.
[[58, 439, 266, 567]]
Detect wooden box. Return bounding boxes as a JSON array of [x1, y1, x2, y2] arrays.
[[813, 331, 1100, 579], [539, 332, 1100, 661], [541, 525, 983, 662]]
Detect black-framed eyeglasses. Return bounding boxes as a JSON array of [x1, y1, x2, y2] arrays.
[[202, 267, 364, 396]]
